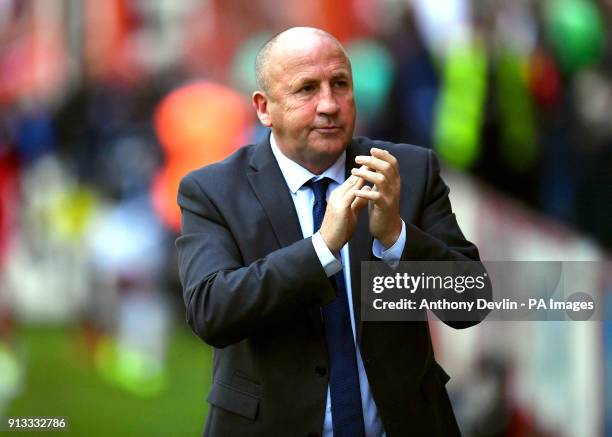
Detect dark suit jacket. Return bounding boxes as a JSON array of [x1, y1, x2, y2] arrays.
[[176, 135, 483, 437]]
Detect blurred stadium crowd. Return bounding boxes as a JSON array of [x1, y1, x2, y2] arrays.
[[0, 0, 610, 436]]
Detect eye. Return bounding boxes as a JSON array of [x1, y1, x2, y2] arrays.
[[297, 84, 316, 94], [334, 79, 348, 88]]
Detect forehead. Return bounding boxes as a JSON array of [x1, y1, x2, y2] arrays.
[[268, 36, 351, 84]]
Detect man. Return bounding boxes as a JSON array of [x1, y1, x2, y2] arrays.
[[177, 27, 483, 437]]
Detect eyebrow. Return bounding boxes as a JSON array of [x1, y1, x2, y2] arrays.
[[292, 71, 350, 87], [330, 72, 350, 80]]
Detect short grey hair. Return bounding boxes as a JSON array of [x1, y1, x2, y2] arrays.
[[254, 33, 281, 94], [254, 27, 350, 95]]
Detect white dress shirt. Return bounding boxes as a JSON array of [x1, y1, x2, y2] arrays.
[[270, 134, 406, 437]]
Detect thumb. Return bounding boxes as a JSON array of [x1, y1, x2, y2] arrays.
[[351, 185, 371, 212]]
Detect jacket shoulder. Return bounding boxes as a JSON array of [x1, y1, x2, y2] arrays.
[[352, 136, 431, 161]]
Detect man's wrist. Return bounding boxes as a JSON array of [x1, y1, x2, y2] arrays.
[[312, 232, 342, 277], [319, 228, 342, 253], [379, 219, 402, 249], [373, 220, 406, 266]]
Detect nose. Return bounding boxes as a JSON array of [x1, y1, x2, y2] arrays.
[[316, 84, 339, 116]]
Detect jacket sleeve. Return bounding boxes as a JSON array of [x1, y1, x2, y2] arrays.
[[402, 149, 479, 262], [176, 173, 336, 348], [401, 149, 491, 327]]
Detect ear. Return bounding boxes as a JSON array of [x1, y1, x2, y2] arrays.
[[252, 91, 272, 127]]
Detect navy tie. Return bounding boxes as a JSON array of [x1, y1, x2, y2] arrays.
[[307, 178, 366, 437]]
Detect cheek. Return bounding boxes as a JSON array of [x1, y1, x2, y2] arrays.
[[286, 103, 316, 129], [342, 95, 356, 113]]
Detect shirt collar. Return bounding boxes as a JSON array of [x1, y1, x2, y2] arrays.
[[270, 133, 346, 194]]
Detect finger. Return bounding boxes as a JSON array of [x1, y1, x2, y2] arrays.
[[353, 185, 373, 207], [341, 177, 365, 206], [351, 167, 385, 187], [331, 175, 363, 208], [338, 175, 360, 193], [370, 147, 398, 166], [329, 176, 357, 202], [335, 166, 368, 195], [355, 187, 382, 202], [354, 155, 392, 174], [350, 191, 369, 211]]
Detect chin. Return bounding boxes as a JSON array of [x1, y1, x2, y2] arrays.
[[315, 135, 350, 154], [314, 143, 345, 161], [300, 141, 345, 173]]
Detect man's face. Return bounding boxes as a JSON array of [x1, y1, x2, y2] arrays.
[[256, 36, 356, 173]]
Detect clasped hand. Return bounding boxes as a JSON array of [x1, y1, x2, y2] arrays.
[[319, 147, 402, 253]]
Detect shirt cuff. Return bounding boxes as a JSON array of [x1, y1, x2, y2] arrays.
[[311, 231, 343, 277], [372, 220, 406, 268]]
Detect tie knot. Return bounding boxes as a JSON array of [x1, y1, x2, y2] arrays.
[[306, 177, 331, 203]]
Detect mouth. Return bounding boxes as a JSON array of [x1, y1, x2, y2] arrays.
[[313, 126, 343, 134]]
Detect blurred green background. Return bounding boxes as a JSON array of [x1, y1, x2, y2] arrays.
[[6, 325, 210, 436]]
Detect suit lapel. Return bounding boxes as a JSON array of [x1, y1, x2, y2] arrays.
[[246, 134, 326, 340], [247, 134, 303, 248], [346, 139, 372, 345]]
